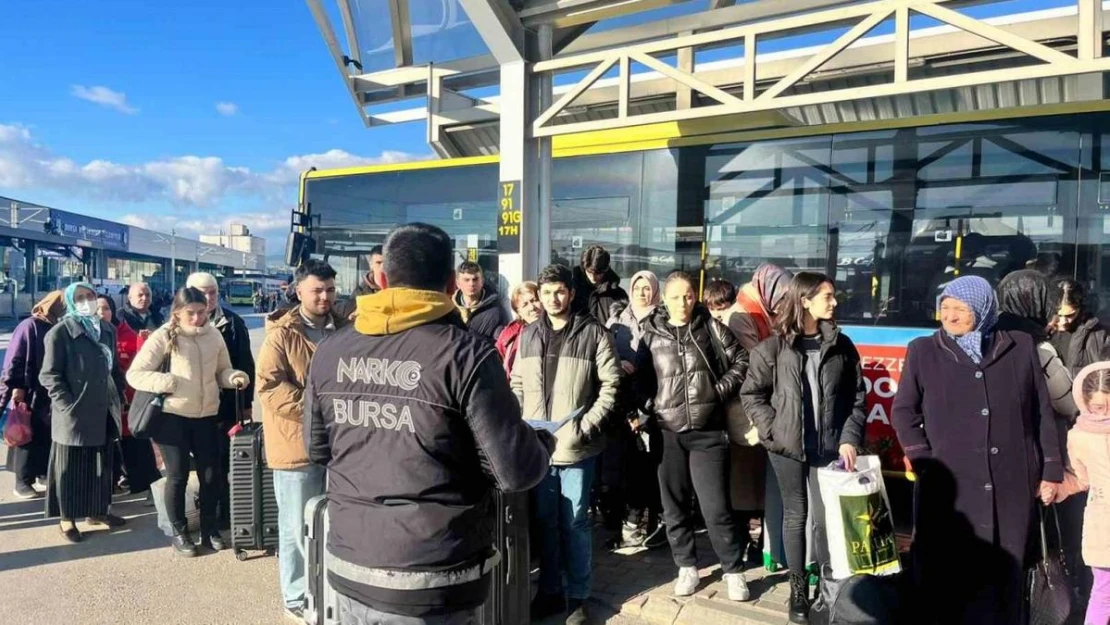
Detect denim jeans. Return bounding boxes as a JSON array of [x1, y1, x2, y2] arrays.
[[337, 594, 477, 625], [274, 465, 326, 609], [534, 457, 596, 600]]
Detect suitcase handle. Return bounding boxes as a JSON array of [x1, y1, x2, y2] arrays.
[[504, 536, 514, 585], [235, 388, 250, 427]]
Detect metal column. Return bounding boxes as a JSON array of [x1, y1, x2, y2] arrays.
[[494, 40, 553, 287]]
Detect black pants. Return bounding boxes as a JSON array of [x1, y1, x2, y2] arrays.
[[153, 414, 221, 535], [658, 429, 744, 574], [767, 453, 831, 577]]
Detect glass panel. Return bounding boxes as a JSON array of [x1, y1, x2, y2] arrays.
[[349, 0, 399, 73], [830, 125, 1080, 327], [704, 137, 833, 286], [1076, 129, 1110, 317], [551, 150, 700, 280], [305, 164, 499, 295], [408, 0, 489, 65]]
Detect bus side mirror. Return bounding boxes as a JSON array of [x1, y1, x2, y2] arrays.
[[285, 232, 315, 267]]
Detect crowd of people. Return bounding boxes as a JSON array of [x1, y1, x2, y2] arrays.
[[5, 222, 1110, 625]]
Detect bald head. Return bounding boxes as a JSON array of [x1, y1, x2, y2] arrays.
[[128, 283, 152, 312]]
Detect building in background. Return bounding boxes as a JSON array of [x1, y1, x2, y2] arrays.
[[201, 224, 266, 271]]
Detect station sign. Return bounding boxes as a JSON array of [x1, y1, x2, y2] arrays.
[[497, 180, 522, 254], [49, 209, 129, 251]]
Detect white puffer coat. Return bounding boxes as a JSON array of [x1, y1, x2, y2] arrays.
[[127, 323, 249, 418]]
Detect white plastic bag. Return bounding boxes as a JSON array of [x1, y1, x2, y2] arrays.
[[818, 455, 901, 580], [150, 473, 201, 537]]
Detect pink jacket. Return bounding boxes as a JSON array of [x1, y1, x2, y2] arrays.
[[1067, 361, 1110, 567]]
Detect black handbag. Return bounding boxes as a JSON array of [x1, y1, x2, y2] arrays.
[[128, 351, 171, 439], [1028, 505, 1073, 625]]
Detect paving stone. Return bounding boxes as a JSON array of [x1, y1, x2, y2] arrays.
[[640, 595, 686, 625]]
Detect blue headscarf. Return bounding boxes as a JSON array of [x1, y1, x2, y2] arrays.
[[64, 282, 113, 369], [939, 276, 998, 365]]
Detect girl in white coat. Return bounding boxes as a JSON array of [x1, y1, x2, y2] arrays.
[[127, 287, 249, 557]]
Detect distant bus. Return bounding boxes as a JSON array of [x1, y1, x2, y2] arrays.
[[225, 279, 259, 306]]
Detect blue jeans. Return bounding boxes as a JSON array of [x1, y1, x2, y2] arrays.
[[534, 457, 596, 600], [274, 465, 326, 609]]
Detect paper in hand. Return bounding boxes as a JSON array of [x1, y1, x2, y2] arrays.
[[527, 405, 586, 433]]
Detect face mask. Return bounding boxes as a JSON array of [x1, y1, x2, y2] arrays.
[[74, 300, 97, 317]]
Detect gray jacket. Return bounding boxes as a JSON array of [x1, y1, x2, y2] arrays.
[[39, 317, 125, 447], [511, 314, 621, 465]]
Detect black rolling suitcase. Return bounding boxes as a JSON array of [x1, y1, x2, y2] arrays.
[[477, 490, 530, 625], [304, 495, 341, 625], [228, 390, 279, 560]]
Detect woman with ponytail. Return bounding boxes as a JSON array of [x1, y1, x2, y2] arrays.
[[40, 283, 129, 542], [127, 287, 249, 557]]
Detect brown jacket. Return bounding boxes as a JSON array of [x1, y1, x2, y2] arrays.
[[257, 307, 342, 469]]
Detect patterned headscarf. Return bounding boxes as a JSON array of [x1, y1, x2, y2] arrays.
[[64, 282, 113, 369], [628, 270, 660, 320], [751, 264, 793, 314], [939, 276, 998, 364]]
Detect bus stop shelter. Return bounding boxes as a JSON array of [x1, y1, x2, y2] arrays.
[[303, 0, 1110, 287]]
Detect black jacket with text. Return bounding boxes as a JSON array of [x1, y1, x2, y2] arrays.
[[305, 288, 552, 617]]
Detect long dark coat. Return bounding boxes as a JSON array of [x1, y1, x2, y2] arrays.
[[892, 329, 1064, 625]]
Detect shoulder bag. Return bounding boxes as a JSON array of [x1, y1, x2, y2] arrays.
[[129, 349, 171, 439], [706, 321, 760, 446], [1028, 504, 1073, 625]]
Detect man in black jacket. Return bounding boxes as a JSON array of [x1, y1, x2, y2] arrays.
[[119, 282, 164, 337], [186, 272, 256, 529], [305, 223, 553, 623], [572, 245, 629, 325], [453, 261, 509, 343]]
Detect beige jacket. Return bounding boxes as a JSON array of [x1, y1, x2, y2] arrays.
[[127, 324, 249, 419], [256, 308, 341, 469]]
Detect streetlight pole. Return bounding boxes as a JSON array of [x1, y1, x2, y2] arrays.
[[170, 227, 177, 293]]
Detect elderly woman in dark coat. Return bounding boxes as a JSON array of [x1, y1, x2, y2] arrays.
[[892, 275, 1063, 625], [40, 283, 128, 542]]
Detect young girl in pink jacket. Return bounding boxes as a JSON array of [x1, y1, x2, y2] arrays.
[[1068, 361, 1110, 625]]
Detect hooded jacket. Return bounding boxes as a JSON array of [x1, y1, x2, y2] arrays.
[[454, 287, 509, 343], [257, 307, 343, 470], [1067, 361, 1110, 567], [572, 266, 630, 326], [511, 312, 621, 465], [127, 324, 249, 419], [740, 321, 867, 461], [636, 306, 749, 433], [304, 288, 552, 618]]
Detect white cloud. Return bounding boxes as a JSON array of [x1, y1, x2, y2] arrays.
[[215, 102, 239, 117], [71, 85, 139, 115], [0, 122, 430, 248]]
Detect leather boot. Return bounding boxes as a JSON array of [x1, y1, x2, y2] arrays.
[[788, 573, 810, 624], [173, 532, 198, 557]]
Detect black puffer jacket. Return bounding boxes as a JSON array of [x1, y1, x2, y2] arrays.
[[740, 322, 867, 462], [1061, 317, 1110, 375], [573, 266, 629, 325], [636, 306, 748, 433]]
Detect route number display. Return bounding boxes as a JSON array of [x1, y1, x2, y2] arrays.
[[498, 180, 522, 254]]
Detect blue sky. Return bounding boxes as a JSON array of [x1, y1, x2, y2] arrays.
[[0, 0, 1072, 255], [0, 0, 430, 255]]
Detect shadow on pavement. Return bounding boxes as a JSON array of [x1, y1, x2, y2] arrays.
[[0, 492, 168, 573]]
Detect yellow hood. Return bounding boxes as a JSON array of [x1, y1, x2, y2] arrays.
[[353, 288, 456, 335]]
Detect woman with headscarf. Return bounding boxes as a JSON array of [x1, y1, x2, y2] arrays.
[[39, 283, 129, 542], [732, 264, 793, 350], [1051, 279, 1110, 375], [603, 270, 665, 549], [1, 291, 65, 499], [892, 275, 1063, 624], [96, 295, 161, 496]]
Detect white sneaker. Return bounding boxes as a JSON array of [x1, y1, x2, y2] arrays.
[[674, 566, 699, 597], [724, 572, 751, 601]]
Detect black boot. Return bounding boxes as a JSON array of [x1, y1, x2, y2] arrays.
[[173, 533, 198, 558], [788, 573, 810, 624]]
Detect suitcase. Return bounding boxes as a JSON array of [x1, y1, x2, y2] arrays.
[[304, 495, 341, 625], [476, 490, 530, 625], [228, 391, 279, 560]]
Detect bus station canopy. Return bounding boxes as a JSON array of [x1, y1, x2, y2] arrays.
[[308, 0, 1110, 157]]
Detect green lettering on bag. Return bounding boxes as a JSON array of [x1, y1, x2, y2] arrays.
[[838, 492, 898, 574]]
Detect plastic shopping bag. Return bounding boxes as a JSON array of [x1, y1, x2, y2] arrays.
[[2, 401, 33, 447], [150, 474, 201, 537], [818, 455, 901, 580]]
